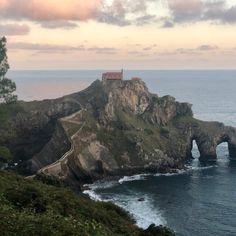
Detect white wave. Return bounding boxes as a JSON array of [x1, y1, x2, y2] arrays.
[[154, 169, 186, 177], [153, 165, 215, 177], [118, 174, 149, 184], [83, 184, 166, 229], [83, 162, 217, 229], [83, 190, 102, 201], [124, 196, 166, 229], [189, 165, 215, 171], [84, 180, 118, 191], [97, 193, 166, 229], [85, 165, 216, 193]]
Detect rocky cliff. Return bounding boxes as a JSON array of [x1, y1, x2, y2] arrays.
[[2, 79, 236, 183]]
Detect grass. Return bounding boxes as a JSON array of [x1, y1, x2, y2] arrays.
[[61, 121, 82, 137], [95, 110, 166, 164], [0, 103, 22, 125], [0, 171, 175, 236], [0, 146, 12, 165]]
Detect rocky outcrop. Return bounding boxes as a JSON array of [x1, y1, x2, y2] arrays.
[[142, 95, 193, 126], [27, 122, 71, 174], [178, 120, 236, 160], [3, 79, 236, 181], [52, 79, 236, 183]]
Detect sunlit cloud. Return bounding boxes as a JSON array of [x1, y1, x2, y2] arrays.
[[8, 42, 85, 51], [2, 0, 236, 69], [8, 42, 118, 55], [166, 0, 236, 26], [1, 0, 236, 28], [0, 0, 103, 28], [40, 21, 78, 29], [0, 23, 30, 35]]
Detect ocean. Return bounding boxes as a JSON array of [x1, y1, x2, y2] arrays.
[[9, 70, 236, 236]]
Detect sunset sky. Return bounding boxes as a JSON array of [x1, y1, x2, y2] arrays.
[[1, 0, 236, 69]]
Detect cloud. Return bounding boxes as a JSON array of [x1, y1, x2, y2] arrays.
[[161, 44, 219, 56], [8, 42, 85, 51], [40, 21, 78, 29], [87, 47, 117, 54], [1, 0, 236, 29], [0, 0, 102, 28], [162, 20, 174, 28], [8, 42, 117, 54], [168, 0, 203, 23], [97, 0, 158, 26], [0, 0, 157, 28], [0, 23, 30, 35], [204, 1, 236, 24], [135, 15, 157, 26], [197, 45, 219, 51], [98, 0, 236, 27], [167, 0, 236, 26]]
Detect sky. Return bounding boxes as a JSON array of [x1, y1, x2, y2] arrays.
[[1, 0, 236, 70]]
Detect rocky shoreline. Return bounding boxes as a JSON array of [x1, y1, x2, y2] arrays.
[[1, 79, 236, 187]]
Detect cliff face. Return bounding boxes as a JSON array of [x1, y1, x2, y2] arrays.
[[3, 79, 236, 181], [42, 80, 236, 183]]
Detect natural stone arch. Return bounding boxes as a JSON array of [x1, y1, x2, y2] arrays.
[[193, 128, 236, 161]]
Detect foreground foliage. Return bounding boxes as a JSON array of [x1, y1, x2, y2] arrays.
[[0, 37, 17, 104], [0, 171, 175, 236]]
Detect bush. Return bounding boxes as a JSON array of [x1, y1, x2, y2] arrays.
[[160, 127, 170, 138], [144, 128, 154, 135], [34, 173, 64, 187], [0, 171, 176, 235], [0, 146, 12, 163], [4, 185, 47, 213]]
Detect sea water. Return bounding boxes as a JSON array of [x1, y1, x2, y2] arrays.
[[9, 70, 236, 236]]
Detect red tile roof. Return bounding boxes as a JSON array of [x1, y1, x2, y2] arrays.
[[131, 77, 142, 81], [102, 72, 123, 80]]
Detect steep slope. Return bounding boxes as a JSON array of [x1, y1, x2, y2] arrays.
[[0, 171, 174, 236], [2, 79, 236, 182], [36, 80, 236, 184]]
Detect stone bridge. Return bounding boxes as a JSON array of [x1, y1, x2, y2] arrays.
[[185, 121, 236, 160]]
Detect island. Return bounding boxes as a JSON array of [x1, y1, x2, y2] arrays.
[[1, 76, 236, 186]]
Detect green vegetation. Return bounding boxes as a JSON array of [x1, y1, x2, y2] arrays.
[[0, 103, 22, 126], [61, 121, 83, 137], [0, 103, 23, 146], [160, 127, 170, 138], [0, 37, 21, 153], [0, 171, 174, 236], [0, 146, 12, 165], [95, 110, 162, 163], [0, 37, 17, 104], [171, 115, 200, 127]]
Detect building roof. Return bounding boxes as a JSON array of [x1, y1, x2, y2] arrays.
[[131, 77, 142, 81], [102, 72, 123, 80]]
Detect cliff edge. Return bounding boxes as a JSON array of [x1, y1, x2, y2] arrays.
[[2, 79, 236, 184]]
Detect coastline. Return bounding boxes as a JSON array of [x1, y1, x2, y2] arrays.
[[82, 162, 216, 229]]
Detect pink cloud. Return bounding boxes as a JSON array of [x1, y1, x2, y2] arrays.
[[0, 0, 103, 21], [168, 0, 203, 12], [0, 23, 30, 35]]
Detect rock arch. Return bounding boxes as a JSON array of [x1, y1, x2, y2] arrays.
[[187, 124, 236, 161]]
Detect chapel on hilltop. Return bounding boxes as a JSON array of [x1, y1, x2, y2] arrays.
[[102, 70, 142, 82], [102, 69, 123, 81]]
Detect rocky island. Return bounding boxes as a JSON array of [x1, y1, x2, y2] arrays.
[[1, 76, 236, 235], [1, 78, 236, 186]]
